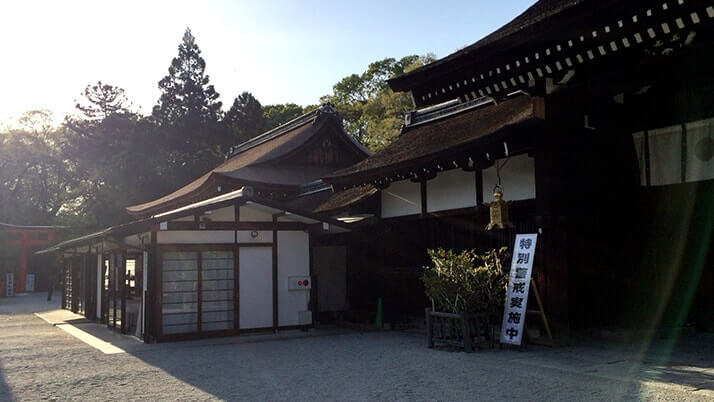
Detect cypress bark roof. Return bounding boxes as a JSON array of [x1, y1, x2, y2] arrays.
[[126, 105, 368, 217], [324, 95, 544, 186], [312, 185, 378, 213], [324, 95, 545, 184]]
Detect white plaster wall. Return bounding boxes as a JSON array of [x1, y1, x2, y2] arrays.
[[277, 231, 310, 326], [157, 230, 234, 244], [237, 230, 272, 243], [381, 179, 421, 218], [122, 233, 149, 248], [239, 247, 273, 329], [426, 169, 477, 213], [207, 206, 234, 221], [482, 154, 536, 202], [239, 206, 273, 222]]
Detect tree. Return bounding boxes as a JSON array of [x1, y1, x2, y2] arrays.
[[224, 92, 267, 144], [323, 54, 436, 152], [151, 28, 227, 187], [152, 28, 222, 126], [64, 112, 169, 227], [0, 111, 76, 225], [62, 82, 172, 228], [263, 103, 306, 131], [75, 81, 130, 120]]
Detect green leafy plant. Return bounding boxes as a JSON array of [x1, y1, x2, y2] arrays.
[[422, 247, 510, 315]]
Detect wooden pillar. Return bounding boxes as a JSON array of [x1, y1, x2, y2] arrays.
[[141, 250, 148, 339], [145, 231, 158, 343], [60, 258, 66, 309], [71, 258, 79, 313], [308, 233, 317, 328], [234, 203, 240, 331], [533, 93, 577, 339], [272, 215, 279, 332], [120, 250, 127, 334], [96, 252, 102, 321]]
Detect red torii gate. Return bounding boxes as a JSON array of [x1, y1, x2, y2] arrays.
[[1, 223, 57, 294]]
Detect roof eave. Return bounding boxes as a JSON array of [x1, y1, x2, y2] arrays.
[[325, 118, 544, 188]]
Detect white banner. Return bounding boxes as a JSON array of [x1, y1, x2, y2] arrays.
[[500, 233, 538, 345]]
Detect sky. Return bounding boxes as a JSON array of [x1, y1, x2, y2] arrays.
[[0, 0, 536, 125]]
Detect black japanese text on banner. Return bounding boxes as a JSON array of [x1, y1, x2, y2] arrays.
[[500, 233, 537, 345]]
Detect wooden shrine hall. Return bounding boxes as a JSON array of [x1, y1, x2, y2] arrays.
[[41, 0, 714, 342], [324, 0, 714, 334]]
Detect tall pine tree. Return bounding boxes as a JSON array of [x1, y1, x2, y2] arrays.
[[152, 28, 226, 187], [153, 28, 222, 126]]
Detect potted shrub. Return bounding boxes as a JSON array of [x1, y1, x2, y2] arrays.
[[422, 247, 509, 351]]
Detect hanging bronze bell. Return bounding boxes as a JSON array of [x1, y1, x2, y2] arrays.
[[486, 187, 513, 230]]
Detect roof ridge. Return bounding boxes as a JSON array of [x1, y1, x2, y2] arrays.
[[404, 96, 497, 129], [227, 103, 338, 158]]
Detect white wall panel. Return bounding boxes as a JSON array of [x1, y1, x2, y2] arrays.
[[239, 206, 273, 222], [237, 230, 272, 243], [122, 233, 149, 248], [239, 247, 273, 329], [482, 154, 536, 202], [381, 180, 421, 218], [207, 206, 234, 222], [157, 231, 234, 244], [277, 231, 310, 326], [426, 169, 477, 212]]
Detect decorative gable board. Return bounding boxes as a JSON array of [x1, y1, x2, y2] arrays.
[[288, 128, 365, 168]]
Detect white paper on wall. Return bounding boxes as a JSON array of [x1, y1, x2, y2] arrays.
[[648, 124, 682, 186], [686, 119, 714, 182]]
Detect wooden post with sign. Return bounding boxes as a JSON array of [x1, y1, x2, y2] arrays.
[[525, 278, 554, 347]]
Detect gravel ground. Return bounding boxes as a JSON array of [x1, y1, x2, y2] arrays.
[[1, 294, 712, 401]]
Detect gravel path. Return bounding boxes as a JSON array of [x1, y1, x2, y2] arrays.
[[1, 294, 712, 401]]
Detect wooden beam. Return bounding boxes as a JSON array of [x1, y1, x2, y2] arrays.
[[475, 169, 484, 211], [234, 203, 240, 331], [165, 221, 307, 231], [420, 179, 428, 217]]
